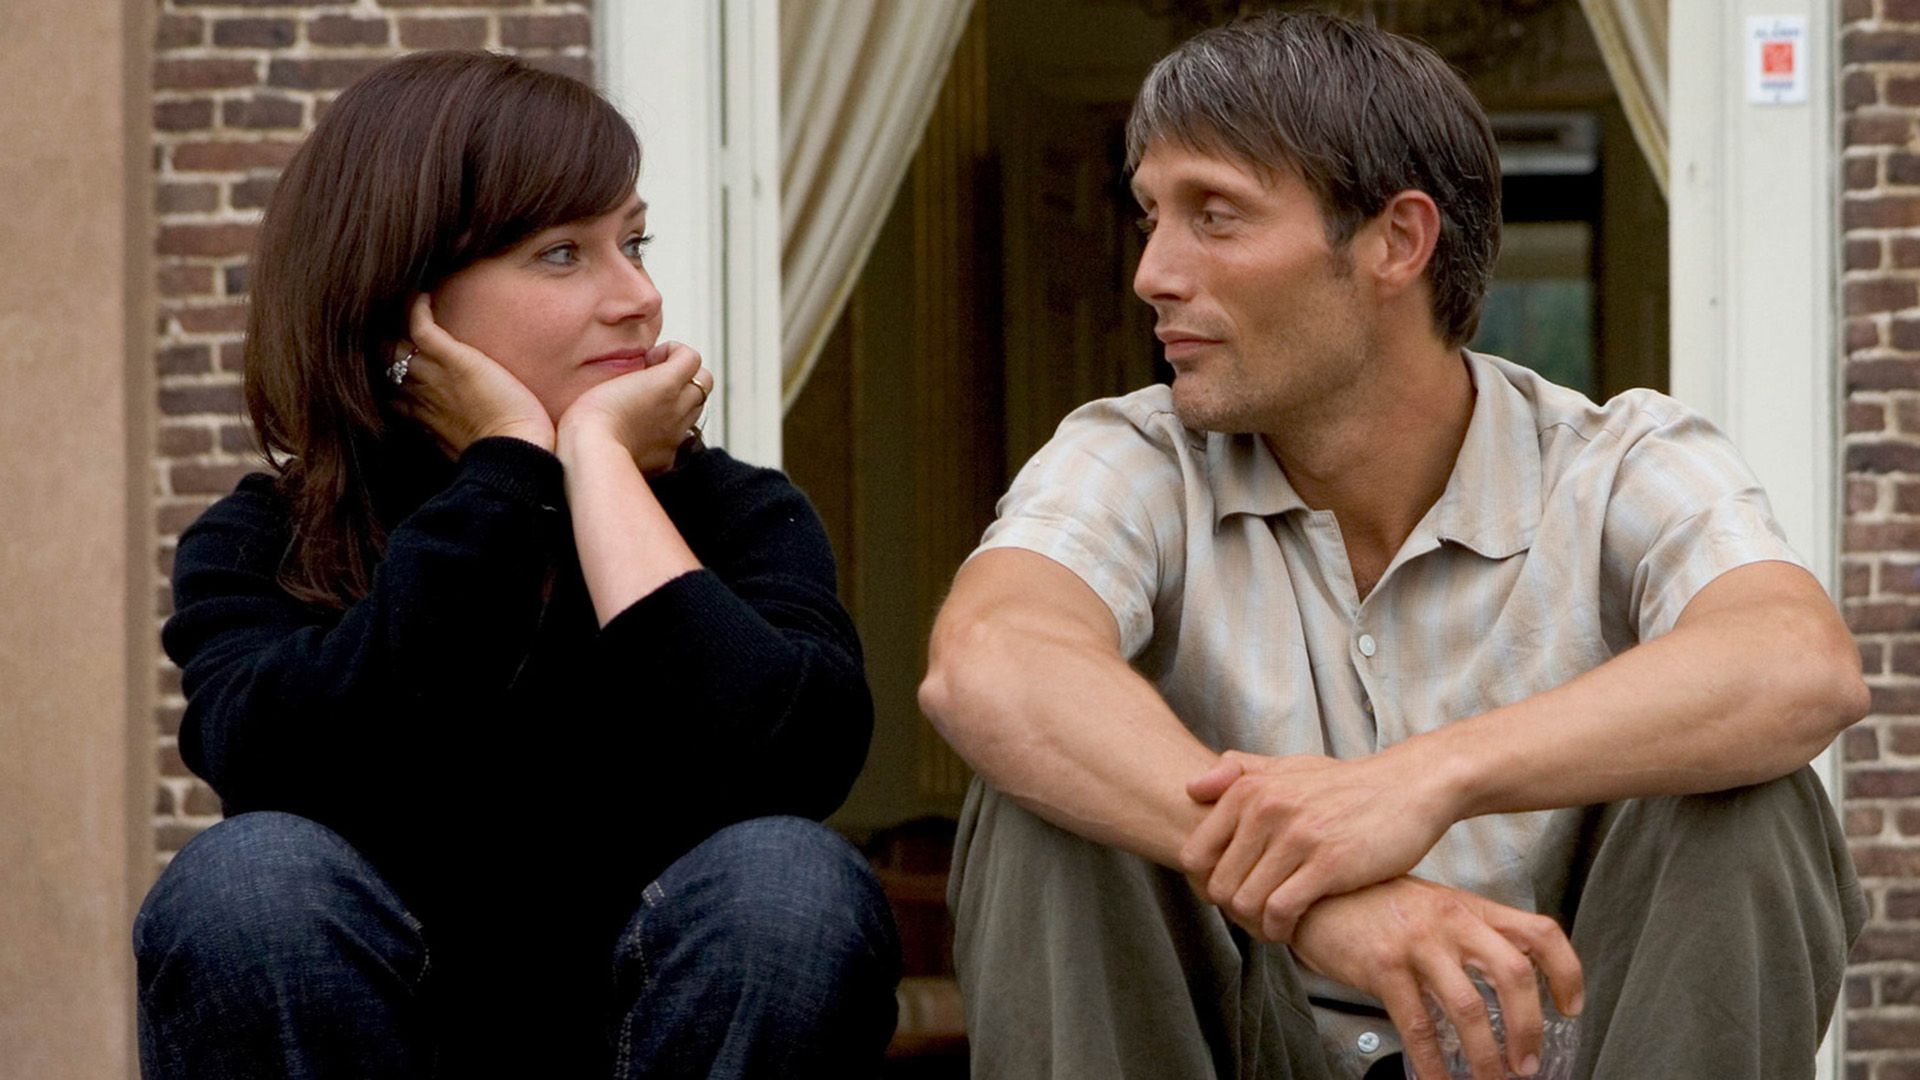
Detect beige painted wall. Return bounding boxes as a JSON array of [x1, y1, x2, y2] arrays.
[[0, 0, 153, 1075]]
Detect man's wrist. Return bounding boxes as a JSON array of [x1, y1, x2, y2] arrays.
[[1385, 728, 1480, 829]]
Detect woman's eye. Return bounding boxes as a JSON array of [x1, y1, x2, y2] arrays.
[[537, 242, 579, 266], [622, 233, 654, 260], [1134, 216, 1156, 236]]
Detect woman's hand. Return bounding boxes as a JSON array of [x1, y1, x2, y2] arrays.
[[556, 341, 709, 475], [392, 295, 555, 455]]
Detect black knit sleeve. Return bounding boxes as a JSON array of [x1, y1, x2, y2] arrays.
[[162, 437, 568, 815], [591, 449, 874, 824]]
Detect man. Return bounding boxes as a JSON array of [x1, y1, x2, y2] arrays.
[[920, 12, 1867, 1080]]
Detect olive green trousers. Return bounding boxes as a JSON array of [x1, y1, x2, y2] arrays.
[[949, 766, 1865, 1080]]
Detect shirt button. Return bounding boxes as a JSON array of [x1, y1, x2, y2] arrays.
[[1357, 633, 1377, 657], [1357, 1031, 1381, 1054]]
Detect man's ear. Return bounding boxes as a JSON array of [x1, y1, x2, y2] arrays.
[[1369, 190, 1441, 296]]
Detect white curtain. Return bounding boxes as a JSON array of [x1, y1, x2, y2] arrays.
[[1576, 0, 1668, 197], [780, 0, 975, 412]]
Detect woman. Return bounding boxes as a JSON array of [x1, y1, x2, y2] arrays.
[[134, 51, 899, 1078]]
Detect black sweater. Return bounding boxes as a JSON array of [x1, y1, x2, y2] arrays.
[[163, 436, 874, 1001]]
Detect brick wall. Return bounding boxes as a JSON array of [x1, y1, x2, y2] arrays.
[[150, 0, 593, 865], [1845, 0, 1920, 1073]]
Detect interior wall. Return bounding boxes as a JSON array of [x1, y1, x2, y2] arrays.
[[0, 0, 153, 1074]]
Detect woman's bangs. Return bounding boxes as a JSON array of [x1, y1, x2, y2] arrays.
[[466, 80, 641, 257]]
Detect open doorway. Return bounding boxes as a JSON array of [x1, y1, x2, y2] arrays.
[[784, 7, 1668, 1058]]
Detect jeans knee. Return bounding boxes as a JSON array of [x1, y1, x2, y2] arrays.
[[135, 812, 418, 989], [635, 817, 898, 981]]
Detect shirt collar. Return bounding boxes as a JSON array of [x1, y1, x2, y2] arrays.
[[1205, 351, 1541, 558]]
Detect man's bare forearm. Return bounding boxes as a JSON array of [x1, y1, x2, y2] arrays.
[[1408, 562, 1867, 822], [920, 551, 1218, 868]]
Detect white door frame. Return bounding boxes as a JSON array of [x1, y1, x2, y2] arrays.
[[1668, 1, 1840, 1075], [596, 0, 783, 467]]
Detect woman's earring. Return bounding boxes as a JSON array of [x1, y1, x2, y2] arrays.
[[387, 344, 418, 387]]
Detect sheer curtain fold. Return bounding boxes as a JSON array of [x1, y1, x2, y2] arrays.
[[780, 0, 975, 411], [1577, 0, 1669, 197]]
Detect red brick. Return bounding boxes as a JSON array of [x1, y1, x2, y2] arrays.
[[1898, 480, 1920, 513], [1852, 1016, 1920, 1050], [1877, 687, 1920, 715], [170, 461, 256, 497], [1854, 806, 1889, 835], [222, 95, 304, 131], [170, 303, 249, 335], [1854, 725, 1886, 761], [306, 15, 391, 47], [1900, 807, 1920, 835], [1896, 79, 1920, 113], [154, 58, 259, 91], [1855, 596, 1920, 630], [157, 740, 188, 778], [212, 17, 296, 49], [157, 265, 215, 299], [1885, 971, 1920, 1008], [1854, 769, 1920, 798], [1889, 886, 1920, 921], [1848, 156, 1880, 194], [1848, 279, 1920, 316], [219, 424, 258, 455], [267, 57, 388, 91], [397, 16, 489, 49], [1851, 559, 1878, 598], [154, 98, 215, 132], [184, 782, 222, 817], [155, 823, 207, 856], [1897, 238, 1920, 270], [218, 341, 247, 373], [1852, 115, 1916, 147], [1853, 72, 1884, 111], [522, 54, 592, 83], [171, 139, 301, 172], [154, 585, 173, 620], [155, 703, 185, 738], [155, 181, 219, 215], [1847, 30, 1920, 65], [1900, 398, 1920, 435], [1851, 524, 1920, 555], [1894, 153, 1920, 188], [156, 14, 204, 51], [1849, 441, 1920, 473], [1849, 973, 1875, 1009], [159, 383, 245, 418], [157, 423, 213, 457], [501, 13, 590, 49], [1848, 196, 1920, 230], [156, 499, 215, 535], [1854, 844, 1920, 876], [1850, 318, 1883, 351], [157, 223, 255, 258], [1890, 0, 1920, 21], [1853, 401, 1890, 436], [156, 344, 212, 377], [230, 176, 278, 211], [379, 0, 521, 7]]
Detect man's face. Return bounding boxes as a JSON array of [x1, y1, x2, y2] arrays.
[[1130, 142, 1377, 434]]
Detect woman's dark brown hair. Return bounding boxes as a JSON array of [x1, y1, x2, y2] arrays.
[[245, 50, 641, 609]]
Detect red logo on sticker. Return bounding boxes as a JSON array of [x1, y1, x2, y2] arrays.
[[1763, 41, 1795, 76]]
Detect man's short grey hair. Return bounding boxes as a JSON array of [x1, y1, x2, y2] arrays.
[[1127, 11, 1501, 347]]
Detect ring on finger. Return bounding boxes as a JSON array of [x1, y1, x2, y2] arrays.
[[387, 343, 419, 387], [688, 372, 710, 405]]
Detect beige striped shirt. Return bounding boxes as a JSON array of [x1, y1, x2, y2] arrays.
[[974, 350, 1801, 1068]]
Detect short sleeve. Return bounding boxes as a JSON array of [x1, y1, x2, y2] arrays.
[[1602, 403, 1805, 641], [972, 396, 1190, 658]]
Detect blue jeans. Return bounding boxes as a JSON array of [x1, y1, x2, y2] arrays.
[[134, 812, 901, 1078]]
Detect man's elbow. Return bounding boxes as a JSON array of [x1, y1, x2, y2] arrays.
[[1788, 604, 1870, 740]]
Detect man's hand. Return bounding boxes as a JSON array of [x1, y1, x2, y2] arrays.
[[1180, 747, 1460, 942], [1292, 877, 1584, 1080]]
